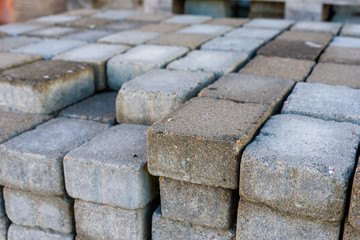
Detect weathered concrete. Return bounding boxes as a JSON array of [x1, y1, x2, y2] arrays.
[[32, 15, 80, 24], [240, 55, 314, 82], [178, 24, 233, 36], [7, 224, 74, 240], [330, 36, 360, 49], [344, 219, 360, 240], [243, 18, 294, 30], [0, 118, 108, 195], [24, 27, 80, 39], [236, 200, 341, 240], [341, 24, 360, 37], [75, 199, 158, 240], [0, 60, 95, 114], [282, 82, 360, 124], [99, 30, 160, 46], [276, 30, 333, 45], [205, 17, 248, 27], [61, 30, 113, 43], [0, 36, 41, 52], [107, 44, 188, 90], [225, 28, 281, 41], [116, 69, 215, 125], [93, 10, 140, 20], [148, 32, 213, 49], [152, 207, 236, 240], [291, 21, 342, 35], [59, 17, 116, 29], [4, 188, 74, 234], [167, 50, 247, 78], [160, 177, 236, 229], [64, 124, 158, 209], [307, 62, 360, 89], [240, 114, 360, 221], [126, 13, 172, 22], [53, 43, 129, 90], [0, 216, 9, 240], [98, 21, 150, 32], [148, 97, 271, 189], [0, 110, 50, 144], [319, 46, 360, 65], [61, 92, 117, 125], [11, 39, 86, 60], [138, 23, 187, 33], [0, 52, 42, 71], [163, 15, 211, 25], [0, 23, 42, 36], [349, 160, 360, 231]]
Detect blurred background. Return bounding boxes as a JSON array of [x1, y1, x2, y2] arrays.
[[1, 0, 360, 25]]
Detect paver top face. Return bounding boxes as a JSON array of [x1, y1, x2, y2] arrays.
[[0, 52, 42, 71], [98, 30, 160, 45], [98, 21, 150, 32], [126, 13, 173, 22], [282, 82, 360, 125], [276, 31, 333, 45], [291, 21, 342, 35], [201, 37, 265, 54], [243, 18, 294, 30], [330, 36, 360, 49], [138, 23, 187, 33], [204, 17, 249, 27], [319, 46, 360, 65], [59, 17, 116, 29], [239, 55, 315, 82], [163, 14, 212, 25], [32, 15, 81, 23], [92, 10, 140, 20], [148, 32, 214, 49], [24, 27, 80, 38], [0, 23, 42, 35], [225, 28, 281, 40], [61, 30, 113, 42], [341, 24, 360, 37], [62, 9, 100, 17], [199, 73, 294, 106], [0, 36, 41, 52], [177, 24, 233, 36]]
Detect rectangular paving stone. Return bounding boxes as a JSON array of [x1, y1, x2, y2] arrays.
[[53, 43, 128, 90], [4, 188, 74, 234], [138, 23, 187, 33], [243, 18, 294, 30], [152, 207, 236, 240], [107, 44, 188, 90], [0, 60, 95, 114], [291, 21, 342, 35], [330, 36, 360, 49], [276, 30, 333, 45], [160, 177, 236, 229], [282, 82, 360, 124], [240, 114, 360, 221], [236, 200, 341, 240], [59, 17, 116, 29], [75, 199, 157, 240], [224, 28, 281, 41], [117, 69, 215, 125], [32, 15, 81, 24], [177, 24, 233, 36], [126, 13, 172, 22], [148, 32, 214, 49], [341, 24, 360, 38], [240, 55, 315, 82], [204, 17, 248, 27], [0, 52, 42, 71], [24, 27, 80, 39], [61, 30, 113, 43], [62, 8, 99, 17], [98, 21, 150, 32], [0, 23, 42, 36], [64, 124, 157, 209], [167, 50, 248, 78], [93, 10, 140, 20], [349, 159, 360, 231], [60, 92, 117, 125], [319, 46, 360, 65], [98, 30, 160, 46], [344, 219, 360, 240], [307, 62, 360, 89], [148, 97, 271, 189], [11, 39, 86, 60], [0, 118, 108, 195], [0, 36, 41, 52], [8, 224, 74, 240], [163, 15, 211, 25]]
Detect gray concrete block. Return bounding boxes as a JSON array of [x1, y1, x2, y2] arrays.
[[8, 224, 74, 240], [53, 43, 129, 90], [24, 27, 80, 39], [0, 23, 42, 36], [138, 23, 187, 33], [205, 18, 248, 28], [236, 200, 341, 240], [282, 82, 360, 124], [59, 17, 116, 29], [0, 52, 42, 71], [126, 13, 172, 23], [64, 124, 158, 209], [147, 32, 214, 49], [98, 30, 160, 46], [148, 97, 271, 189], [160, 177, 236, 229], [4, 188, 74, 234], [32, 15, 81, 24], [276, 31, 333, 45], [291, 21, 342, 35], [243, 18, 294, 30], [116, 69, 215, 125], [11, 39, 86, 60], [0, 118, 108, 195], [344, 219, 360, 240], [98, 21, 150, 32], [341, 24, 360, 38], [225, 28, 281, 41], [62, 9, 99, 17], [0, 60, 95, 114], [152, 207, 236, 240], [319, 46, 360, 65], [0, 36, 41, 52], [0, 216, 9, 240], [107, 44, 188, 90], [75, 199, 158, 240], [163, 15, 212, 25], [177, 24, 233, 36], [167, 50, 248, 78], [61, 30, 113, 43], [240, 114, 360, 221], [330, 36, 360, 49], [93, 10, 140, 20]]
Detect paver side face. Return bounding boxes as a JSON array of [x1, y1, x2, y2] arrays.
[[291, 21, 342, 35], [282, 82, 360, 124], [240, 114, 360, 221], [152, 207, 236, 240], [224, 28, 281, 40], [148, 97, 271, 189], [239, 55, 315, 82], [276, 30, 333, 44], [116, 69, 216, 125], [330, 36, 360, 49], [163, 15, 212, 25], [344, 219, 360, 240], [243, 18, 294, 30], [349, 160, 360, 231], [319, 46, 360, 65], [204, 17, 248, 27], [0, 53, 42, 71], [0, 36, 41, 52], [148, 32, 214, 49], [138, 23, 188, 33], [4, 188, 74, 234], [0, 118, 108, 195], [236, 200, 341, 240], [7, 224, 74, 240], [341, 24, 360, 37]]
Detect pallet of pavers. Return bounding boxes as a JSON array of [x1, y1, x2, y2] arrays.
[[0, 7, 360, 240]]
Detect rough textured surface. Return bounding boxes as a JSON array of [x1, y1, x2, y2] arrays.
[[0, 60, 95, 114], [59, 17, 115, 29], [236, 200, 341, 240], [163, 15, 211, 25], [291, 21, 342, 35], [64, 124, 158, 209], [225, 28, 281, 41], [61, 30, 113, 43], [205, 17, 248, 27], [344, 219, 360, 240], [99, 21, 150, 32], [152, 207, 236, 240], [307, 62, 360, 89], [138, 23, 187, 33], [0, 23, 42, 36], [116, 69, 215, 125], [24, 27, 80, 39], [54, 43, 129, 90], [32, 15, 80, 24], [148, 97, 271, 189], [240, 55, 315, 82], [349, 160, 360, 231], [0, 110, 50, 144], [0, 52, 42, 71], [341, 24, 360, 37], [243, 18, 294, 30], [107, 45, 188, 90], [276, 30, 333, 44], [282, 82, 360, 124], [4, 188, 74, 233], [7, 224, 74, 240], [0, 216, 9, 240], [160, 177, 236, 229], [167, 50, 247, 78], [148, 32, 214, 49], [75, 199, 158, 240], [240, 114, 360, 221], [178, 24, 233, 36], [93, 10, 140, 20], [61, 92, 117, 125], [0, 36, 41, 52], [330, 36, 360, 49], [0, 118, 108, 195], [99, 30, 160, 46], [319, 46, 360, 65], [126, 13, 172, 22]]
